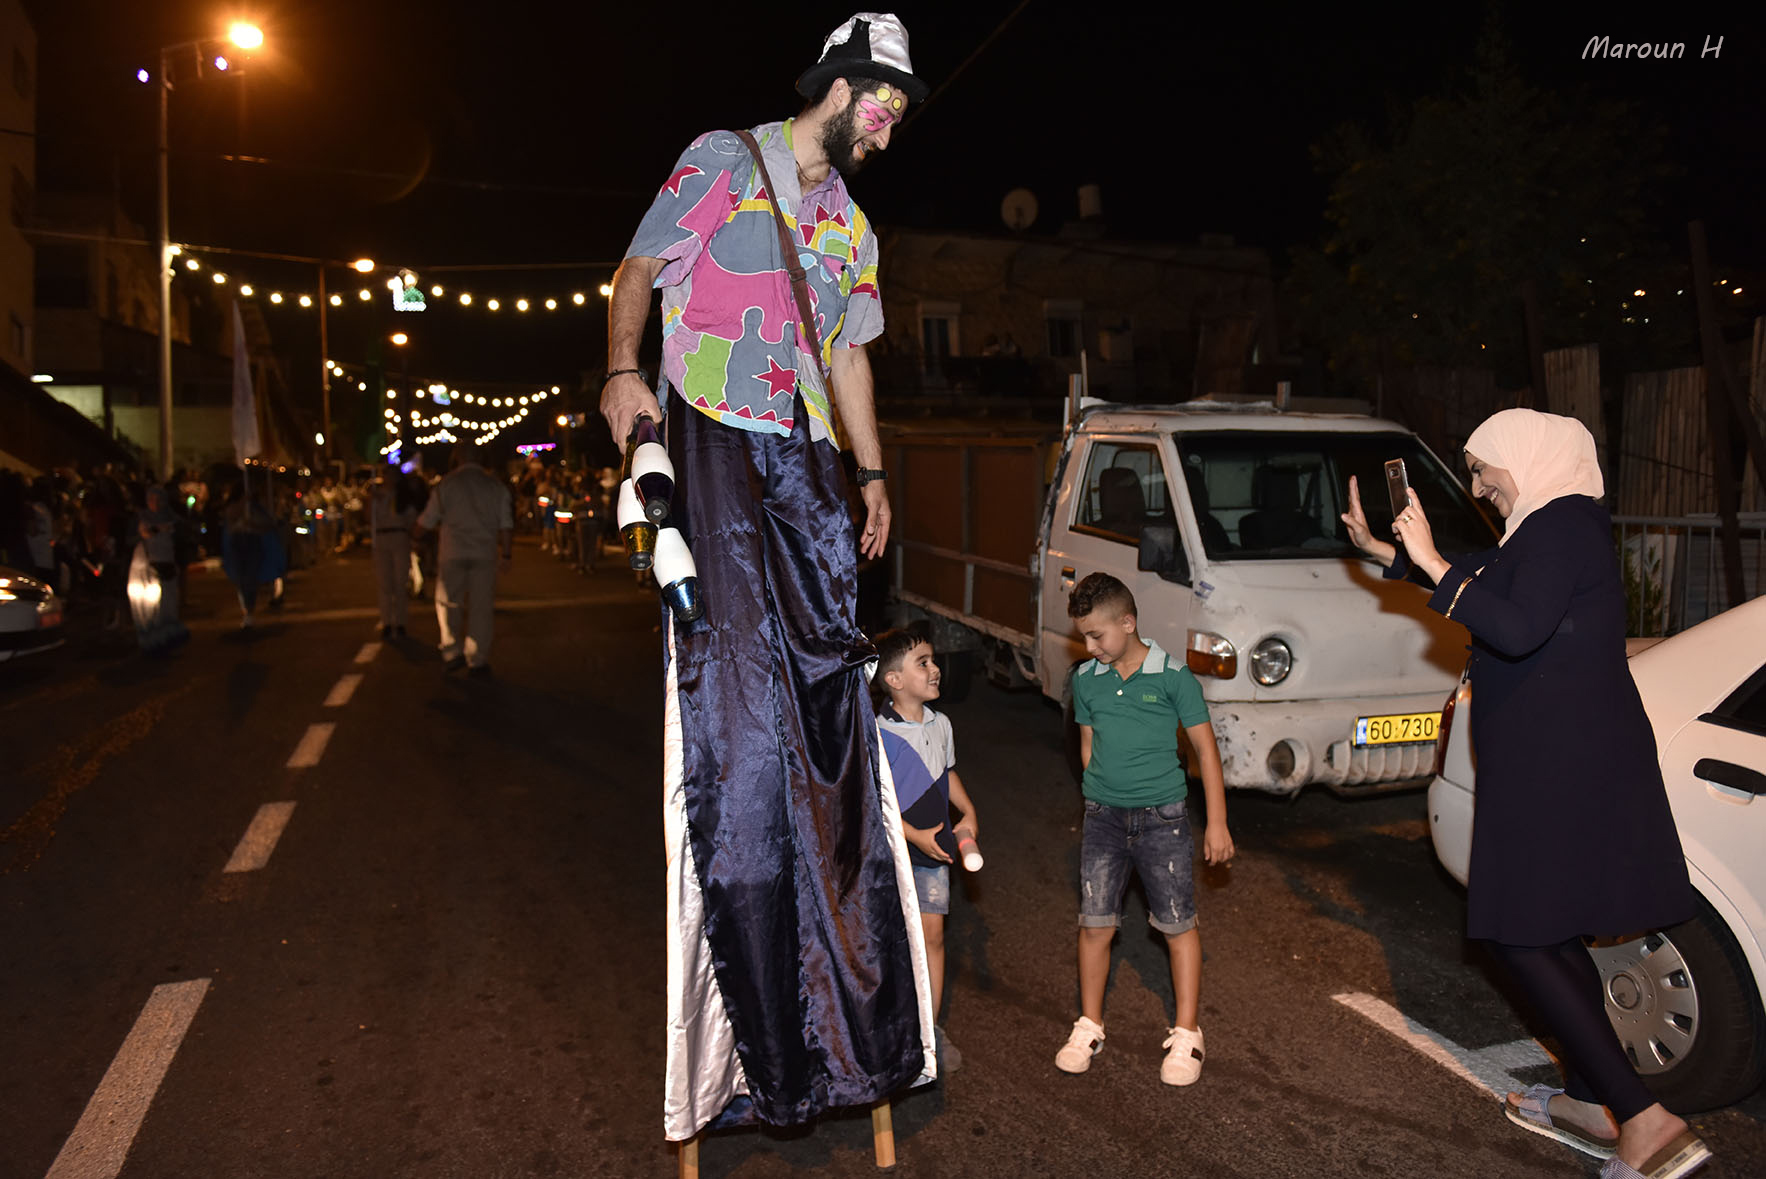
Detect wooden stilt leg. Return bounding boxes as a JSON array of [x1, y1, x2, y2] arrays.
[[870, 1100, 895, 1169], [677, 1133, 700, 1179]]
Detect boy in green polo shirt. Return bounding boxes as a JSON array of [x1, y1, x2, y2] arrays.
[[1054, 573, 1234, 1086]]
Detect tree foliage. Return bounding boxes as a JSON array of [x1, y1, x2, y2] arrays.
[[1288, 28, 1672, 389]]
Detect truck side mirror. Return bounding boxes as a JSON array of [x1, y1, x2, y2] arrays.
[[1137, 523, 1190, 585]]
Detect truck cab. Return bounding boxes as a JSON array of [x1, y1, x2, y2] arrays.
[[1039, 403, 1497, 793]]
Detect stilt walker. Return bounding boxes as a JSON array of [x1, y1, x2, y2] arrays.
[[600, 12, 937, 1151]]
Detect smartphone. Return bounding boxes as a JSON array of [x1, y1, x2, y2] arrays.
[[1384, 459, 1411, 520]]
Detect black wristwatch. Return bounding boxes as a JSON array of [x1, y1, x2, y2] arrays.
[[855, 468, 887, 487]]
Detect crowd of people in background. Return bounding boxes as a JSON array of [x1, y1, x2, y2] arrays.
[[0, 454, 624, 657]]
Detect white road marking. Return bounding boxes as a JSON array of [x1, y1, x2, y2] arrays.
[[353, 642, 382, 664], [45, 978, 211, 1179], [285, 722, 335, 769], [323, 673, 363, 708], [222, 802, 298, 873], [1332, 991, 1545, 1097]]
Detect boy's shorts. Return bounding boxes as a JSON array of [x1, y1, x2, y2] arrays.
[[1078, 799, 1197, 935], [912, 863, 951, 916]]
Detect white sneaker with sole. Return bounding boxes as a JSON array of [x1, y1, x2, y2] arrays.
[[1161, 1025, 1205, 1086], [1054, 1016, 1105, 1073]]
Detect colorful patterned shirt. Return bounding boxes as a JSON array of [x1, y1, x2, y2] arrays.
[[624, 119, 884, 444]]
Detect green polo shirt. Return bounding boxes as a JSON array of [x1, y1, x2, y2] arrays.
[[1072, 639, 1212, 807]]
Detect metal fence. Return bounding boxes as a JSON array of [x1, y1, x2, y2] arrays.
[[1614, 515, 1766, 637]]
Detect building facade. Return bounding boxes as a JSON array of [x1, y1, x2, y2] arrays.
[[873, 223, 1277, 410], [0, 0, 34, 381]]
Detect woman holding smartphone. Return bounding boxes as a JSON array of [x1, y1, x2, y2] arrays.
[[1343, 408, 1707, 1179]]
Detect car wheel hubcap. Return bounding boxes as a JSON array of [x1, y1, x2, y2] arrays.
[[1586, 933, 1700, 1076]]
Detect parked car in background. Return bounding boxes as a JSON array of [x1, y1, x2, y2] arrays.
[[0, 566, 65, 664], [1428, 596, 1766, 1111]]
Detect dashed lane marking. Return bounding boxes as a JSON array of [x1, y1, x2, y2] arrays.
[[222, 802, 297, 873], [285, 723, 335, 769], [44, 978, 211, 1179], [1332, 991, 1551, 1097], [323, 673, 363, 708], [353, 642, 381, 664]]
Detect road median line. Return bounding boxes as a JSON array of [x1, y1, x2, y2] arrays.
[[223, 802, 298, 872], [45, 978, 211, 1179]]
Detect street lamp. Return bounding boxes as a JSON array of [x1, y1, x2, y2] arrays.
[[155, 21, 265, 479]]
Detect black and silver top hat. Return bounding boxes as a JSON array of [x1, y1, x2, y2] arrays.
[[795, 12, 928, 104]]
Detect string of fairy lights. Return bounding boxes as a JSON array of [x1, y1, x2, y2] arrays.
[[345, 370, 561, 454], [169, 246, 616, 314], [170, 244, 597, 454]]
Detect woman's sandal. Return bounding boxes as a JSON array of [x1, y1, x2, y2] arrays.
[[1598, 1130, 1712, 1179], [1503, 1084, 1618, 1159]]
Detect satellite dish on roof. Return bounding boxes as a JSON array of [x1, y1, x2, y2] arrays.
[[1001, 188, 1039, 231]]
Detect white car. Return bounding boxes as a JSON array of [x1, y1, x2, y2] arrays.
[[1428, 595, 1766, 1112], [0, 566, 65, 663]]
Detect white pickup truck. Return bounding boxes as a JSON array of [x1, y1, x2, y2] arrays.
[[879, 399, 1500, 795]]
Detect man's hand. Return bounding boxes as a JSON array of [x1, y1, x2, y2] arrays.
[[602, 255, 665, 445], [903, 822, 952, 863], [601, 374, 660, 449], [858, 480, 891, 559]]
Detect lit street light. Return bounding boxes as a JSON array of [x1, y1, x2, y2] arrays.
[[155, 21, 265, 479]]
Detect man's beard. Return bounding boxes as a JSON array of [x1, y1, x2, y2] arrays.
[[818, 101, 868, 177]]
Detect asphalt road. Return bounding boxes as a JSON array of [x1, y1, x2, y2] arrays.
[[3, 540, 1763, 1179]]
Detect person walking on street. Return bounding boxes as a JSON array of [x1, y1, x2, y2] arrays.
[[369, 471, 419, 638], [1343, 407, 1709, 1179], [222, 481, 287, 628], [600, 12, 933, 1143], [414, 442, 512, 676]]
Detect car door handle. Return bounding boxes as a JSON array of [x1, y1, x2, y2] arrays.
[[1694, 758, 1766, 796], [1060, 565, 1076, 589]]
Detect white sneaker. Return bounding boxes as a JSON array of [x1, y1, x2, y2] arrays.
[[1161, 1025, 1205, 1086], [1054, 1016, 1105, 1073]]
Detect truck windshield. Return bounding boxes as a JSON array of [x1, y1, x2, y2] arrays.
[[1173, 431, 1499, 561]]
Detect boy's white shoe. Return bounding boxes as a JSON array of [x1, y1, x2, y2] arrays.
[[1161, 1025, 1205, 1086], [1054, 1016, 1105, 1073]]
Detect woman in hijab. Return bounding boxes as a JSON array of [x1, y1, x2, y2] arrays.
[[1343, 409, 1707, 1179]]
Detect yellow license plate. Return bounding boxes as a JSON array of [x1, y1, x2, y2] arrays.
[[1354, 712, 1440, 746]]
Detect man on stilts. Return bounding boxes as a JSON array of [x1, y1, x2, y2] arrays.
[[599, 12, 936, 1143]]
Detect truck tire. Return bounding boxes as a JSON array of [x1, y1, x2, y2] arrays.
[[1589, 895, 1766, 1113]]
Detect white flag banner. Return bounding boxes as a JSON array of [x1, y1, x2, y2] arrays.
[[231, 301, 261, 466]]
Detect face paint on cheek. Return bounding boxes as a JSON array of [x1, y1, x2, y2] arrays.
[[855, 97, 900, 135]]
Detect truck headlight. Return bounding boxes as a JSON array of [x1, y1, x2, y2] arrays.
[[1249, 638, 1292, 685], [1186, 629, 1237, 679]]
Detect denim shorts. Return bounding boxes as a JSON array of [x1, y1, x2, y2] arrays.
[[1078, 799, 1198, 935], [913, 863, 951, 916]]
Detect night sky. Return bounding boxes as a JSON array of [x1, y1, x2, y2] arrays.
[[23, 1, 1766, 404]]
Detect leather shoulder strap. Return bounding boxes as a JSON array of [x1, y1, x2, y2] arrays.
[[733, 129, 830, 385]]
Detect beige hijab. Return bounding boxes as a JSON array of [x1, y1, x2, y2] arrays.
[[1464, 408, 1605, 544]]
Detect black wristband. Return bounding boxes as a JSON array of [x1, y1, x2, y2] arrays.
[[856, 468, 887, 486], [603, 367, 648, 390]]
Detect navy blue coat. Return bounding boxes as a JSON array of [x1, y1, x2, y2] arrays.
[[1409, 496, 1693, 945]]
